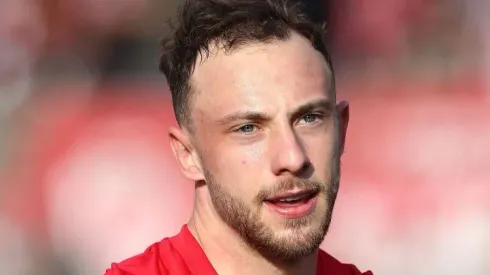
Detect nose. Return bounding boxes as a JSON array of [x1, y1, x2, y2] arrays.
[[270, 128, 311, 177]]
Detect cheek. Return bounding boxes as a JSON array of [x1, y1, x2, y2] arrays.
[[210, 145, 266, 196], [211, 140, 266, 168], [303, 135, 336, 168], [241, 144, 266, 164]]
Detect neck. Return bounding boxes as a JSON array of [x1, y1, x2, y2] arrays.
[[187, 188, 318, 275]]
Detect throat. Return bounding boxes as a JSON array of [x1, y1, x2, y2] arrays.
[[188, 215, 319, 275], [189, 212, 316, 275]]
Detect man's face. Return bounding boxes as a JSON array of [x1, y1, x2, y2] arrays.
[[185, 33, 344, 262]]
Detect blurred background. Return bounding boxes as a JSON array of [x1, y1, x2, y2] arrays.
[[0, 0, 489, 274]]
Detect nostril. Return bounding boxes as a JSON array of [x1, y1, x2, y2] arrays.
[[276, 157, 313, 178], [296, 159, 313, 177]]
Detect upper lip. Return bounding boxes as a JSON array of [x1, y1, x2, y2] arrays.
[[265, 189, 318, 201]]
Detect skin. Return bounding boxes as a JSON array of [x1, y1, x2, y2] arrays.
[[169, 32, 349, 275]]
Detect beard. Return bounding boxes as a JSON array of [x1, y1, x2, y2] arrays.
[[202, 158, 340, 264]]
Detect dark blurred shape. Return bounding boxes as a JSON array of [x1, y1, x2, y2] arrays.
[[99, 37, 162, 83], [325, 0, 477, 81], [298, 0, 326, 24]]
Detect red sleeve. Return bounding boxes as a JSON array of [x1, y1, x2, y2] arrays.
[[348, 263, 374, 275], [103, 242, 169, 275], [317, 249, 374, 275], [346, 263, 374, 275], [104, 264, 122, 275], [104, 264, 125, 275], [104, 261, 170, 275]]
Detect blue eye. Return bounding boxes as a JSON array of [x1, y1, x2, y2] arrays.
[[238, 124, 256, 133], [301, 114, 319, 124]]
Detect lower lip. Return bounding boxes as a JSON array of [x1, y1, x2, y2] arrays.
[[264, 194, 318, 218]]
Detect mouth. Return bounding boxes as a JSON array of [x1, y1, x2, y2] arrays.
[[263, 189, 319, 218]]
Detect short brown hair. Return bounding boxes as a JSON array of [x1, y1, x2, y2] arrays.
[[159, 0, 333, 127]]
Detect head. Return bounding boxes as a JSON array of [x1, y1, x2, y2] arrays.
[[163, 0, 349, 264]]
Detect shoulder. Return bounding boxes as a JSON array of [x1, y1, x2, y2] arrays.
[[104, 240, 171, 275], [318, 249, 374, 275]]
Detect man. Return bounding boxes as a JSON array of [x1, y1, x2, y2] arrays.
[[105, 0, 373, 274]]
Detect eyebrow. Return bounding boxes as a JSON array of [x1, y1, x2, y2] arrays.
[[216, 98, 333, 126], [217, 111, 273, 126], [287, 98, 333, 122]]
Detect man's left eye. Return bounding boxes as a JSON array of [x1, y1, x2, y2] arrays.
[[300, 114, 321, 124]]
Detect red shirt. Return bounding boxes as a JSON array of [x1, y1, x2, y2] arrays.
[[105, 225, 373, 275]]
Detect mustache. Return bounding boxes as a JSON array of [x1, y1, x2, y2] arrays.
[[255, 178, 327, 202]]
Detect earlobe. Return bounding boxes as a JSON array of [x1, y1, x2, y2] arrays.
[[336, 101, 350, 155], [168, 126, 205, 181]]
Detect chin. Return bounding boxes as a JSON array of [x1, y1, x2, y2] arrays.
[[274, 215, 327, 238]]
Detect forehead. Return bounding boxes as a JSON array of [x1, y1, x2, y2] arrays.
[[189, 33, 333, 122]]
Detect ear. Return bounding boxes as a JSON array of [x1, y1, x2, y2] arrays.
[[168, 126, 205, 181], [336, 101, 350, 155]]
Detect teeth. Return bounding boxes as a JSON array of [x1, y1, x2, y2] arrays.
[[277, 193, 308, 202]]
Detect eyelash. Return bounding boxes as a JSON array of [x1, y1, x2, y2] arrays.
[[299, 113, 322, 124], [233, 113, 325, 134], [235, 124, 258, 134]]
